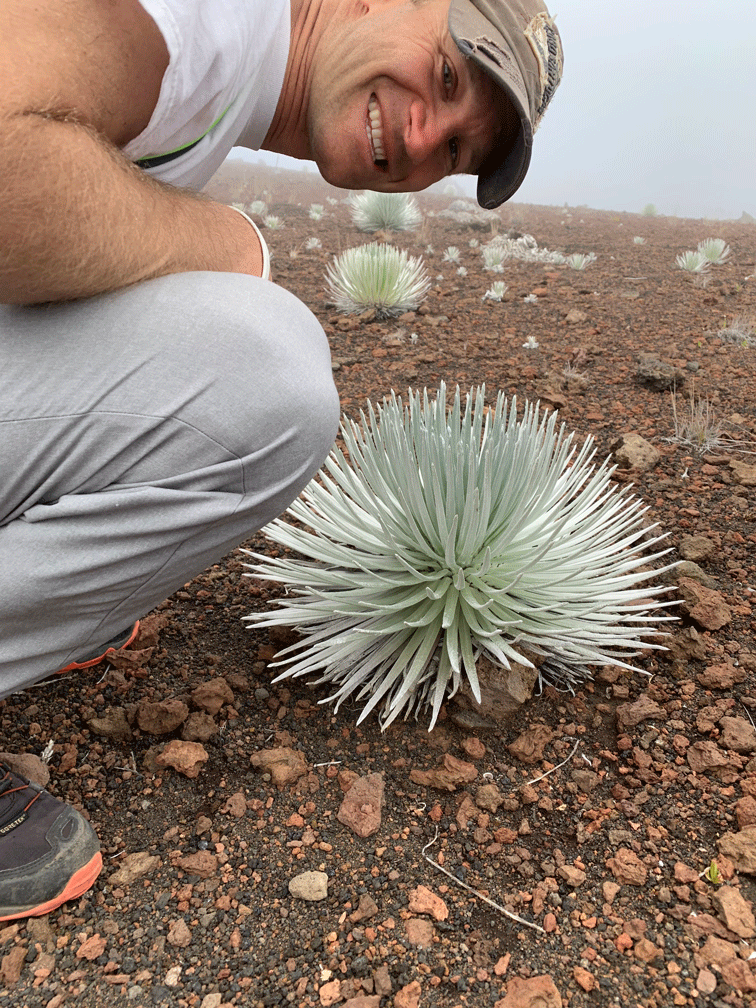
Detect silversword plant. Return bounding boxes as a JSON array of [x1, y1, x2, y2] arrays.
[[565, 252, 597, 270], [443, 246, 462, 264], [482, 244, 509, 272], [675, 250, 710, 274], [324, 242, 431, 318], [304, 237, 322, 251], [483, 281, 508, 302], [247, 200, 267, 216], [308, 203, 325, 221], [349, 191, 423, 232], [633, 236, 646, 245], [483, 234, 567, 269], [263, 215, 284, 230], [244, 385, 676, 729], [697, 238, 731, 266]]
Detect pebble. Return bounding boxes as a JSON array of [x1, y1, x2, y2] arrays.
[[288, 871, 329, 901]]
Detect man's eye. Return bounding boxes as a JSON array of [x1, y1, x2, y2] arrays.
[[442, 60, 454, 94], [449, 136, 459, 169]]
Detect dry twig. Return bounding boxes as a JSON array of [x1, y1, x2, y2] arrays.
[[421, 828, 546, 934]]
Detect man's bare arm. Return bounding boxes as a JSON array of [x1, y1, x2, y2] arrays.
[[1, 0, 264, 305], [0, 110, 264, 304]]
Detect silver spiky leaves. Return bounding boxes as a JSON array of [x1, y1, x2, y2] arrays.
[[348, 191, 423, 232], [325, 242, 431, 318], [243, 385, 677, 730]]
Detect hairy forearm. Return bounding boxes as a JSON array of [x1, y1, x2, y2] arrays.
[[0, 110, 262, 304]]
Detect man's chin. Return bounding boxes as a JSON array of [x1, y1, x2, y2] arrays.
[[315, 153, 393, 193]]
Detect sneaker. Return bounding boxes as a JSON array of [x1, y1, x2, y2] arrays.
[[57, 621, 140, 673], [0, 763, 102, 921]]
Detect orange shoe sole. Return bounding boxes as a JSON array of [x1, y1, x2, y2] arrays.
[[57, 621, 140, 673], [0, 851, 103, 922]]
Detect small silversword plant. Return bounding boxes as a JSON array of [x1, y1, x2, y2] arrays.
[[263, 215, 284, 230], [483, 281, 508, 302], [247, 200, 267, 216], [633, 236, 646, 245], [304, 237, 322, 251], [482, 244, 509, 272], [244, 385, 676, 729], [443, 246, 462, 264], [308, 203, 325, 221], [697, 238, 731, 266], [324, 242, 431, 318], [565, 252, 597, 270], [675, 250, 710, 273], [349, 191, 423, 232]]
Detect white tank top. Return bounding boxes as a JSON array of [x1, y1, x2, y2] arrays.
[[122, 0, 290, 190]]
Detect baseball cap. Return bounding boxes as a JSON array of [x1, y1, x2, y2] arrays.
[[448, 0, 563, 209]]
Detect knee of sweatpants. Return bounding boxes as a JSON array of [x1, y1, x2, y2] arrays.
[[154, 272, 341, 490]]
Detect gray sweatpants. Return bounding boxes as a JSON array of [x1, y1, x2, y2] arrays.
[[0, 272, 340, 698]]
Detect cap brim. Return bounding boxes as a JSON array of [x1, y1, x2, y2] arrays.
[[448, 0, 533, 208]]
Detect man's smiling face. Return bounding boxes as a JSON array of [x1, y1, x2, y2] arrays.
[[305, 0, 511, 192]]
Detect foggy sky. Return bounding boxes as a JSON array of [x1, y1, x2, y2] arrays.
[[516, 0, 755, 219], [232, 0, 755, 220]]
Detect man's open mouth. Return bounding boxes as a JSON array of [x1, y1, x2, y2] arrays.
[[367, 95, 388, 170]]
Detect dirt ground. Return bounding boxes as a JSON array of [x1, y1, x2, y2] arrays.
[[2, 162, 756, 1008]]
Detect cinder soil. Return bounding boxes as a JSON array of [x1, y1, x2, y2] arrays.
[[2, 164, 756, 1008]]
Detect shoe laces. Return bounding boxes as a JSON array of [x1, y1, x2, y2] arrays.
[[0, 763, 43, 814]]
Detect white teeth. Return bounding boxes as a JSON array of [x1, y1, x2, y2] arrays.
[[367, 97, 386, 163]]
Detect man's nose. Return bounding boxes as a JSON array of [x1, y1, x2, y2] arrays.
[[405, 101, 452, 165]]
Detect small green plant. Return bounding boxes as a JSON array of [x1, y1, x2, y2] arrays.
[[642, 203, 657, 217], [324, 242, 431, 318], [675, 250, 710, 274], [247, 200, 267, 216], [348, 191, 423, 232], [703, 860, 723, 884], [244, 385, 676, 729]]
